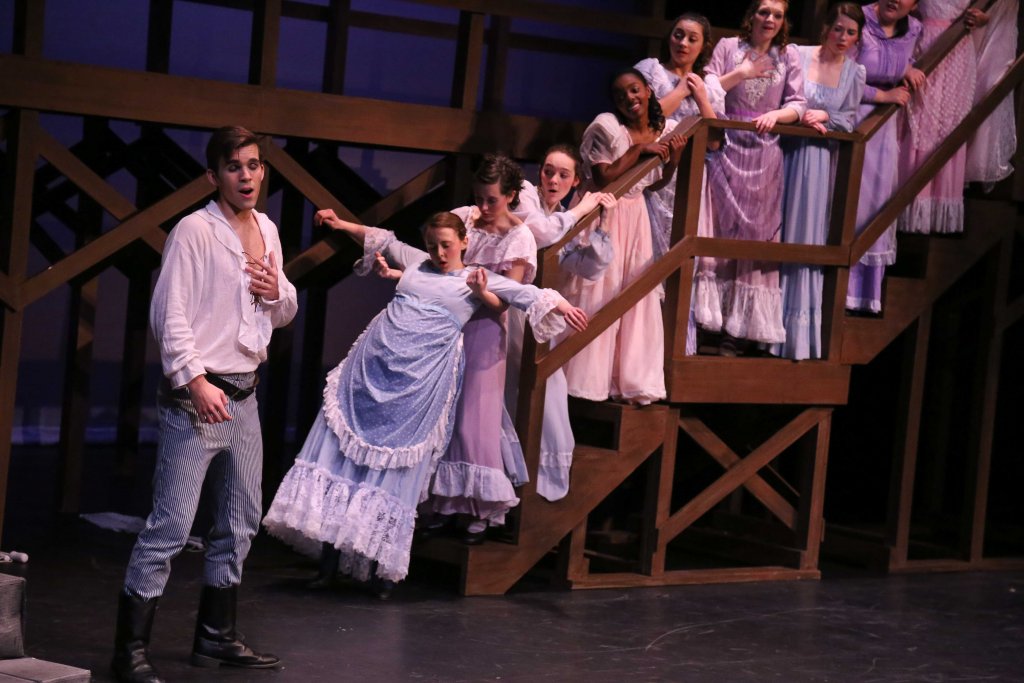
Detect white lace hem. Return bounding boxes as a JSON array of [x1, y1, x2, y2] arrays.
[[527, 289, 567, 343], [320, 328, 462, 470], [431, 462, 520, 507], [719, 280, 786, 344], [262, 460, 415, 582], [898, 198, 964, 235], [693, 271, 723, 331]]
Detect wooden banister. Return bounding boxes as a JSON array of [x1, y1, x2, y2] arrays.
[[851, 50, 1024, 264]]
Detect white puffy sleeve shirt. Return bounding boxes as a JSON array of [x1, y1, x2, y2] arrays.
[[150, 200, 298, 388]]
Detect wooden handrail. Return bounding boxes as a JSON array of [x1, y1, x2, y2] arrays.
[[851, 49, 1024, 263]]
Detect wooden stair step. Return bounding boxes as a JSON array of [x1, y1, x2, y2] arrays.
[[459, 409, 671, 595], [668, 356, 850, 404], [841, 210, 1010, 365]]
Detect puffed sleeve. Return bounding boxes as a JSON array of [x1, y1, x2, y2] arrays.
[[780, 44, 807, 117], [635, 57, 672, 98], [826, 62, 867, 133], [580, 113, 622, 169], [704, 37, 732, 79], [702, 73, 727, 117], [514, 181, 578, 248], [493, 225, 538, 284]]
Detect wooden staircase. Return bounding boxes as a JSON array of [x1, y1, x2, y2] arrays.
[[416, 3, 1024, 595]]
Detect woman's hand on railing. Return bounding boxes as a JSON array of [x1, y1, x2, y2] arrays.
[[751, 109, 786, 134], [963, 8, 989, 30], [874, 86, 911, 107], [903, 67, 926, 92], [571, 191, 617, 220], [640, 140, 671, 162], [555, 299, 588, 332], [802, 109, 830, 135]]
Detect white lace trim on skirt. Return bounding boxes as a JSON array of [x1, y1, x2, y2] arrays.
[[719, 280, 786, 344], [898, 198, 964, 235], [263, 460, 416, 582]]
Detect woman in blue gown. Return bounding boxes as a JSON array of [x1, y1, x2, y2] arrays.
[[774, 4, 866, 359], [263, 210, 587, 583]]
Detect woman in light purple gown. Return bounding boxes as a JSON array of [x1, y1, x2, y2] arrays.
[[846, 0, 923, 313], [704, 0, 806, 353]]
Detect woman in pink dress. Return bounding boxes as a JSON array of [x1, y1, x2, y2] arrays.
[[897, 0, 987, 235], [430, 154, 540, 544], [703, 0, 806, 355], [562, 67, 684, 404]]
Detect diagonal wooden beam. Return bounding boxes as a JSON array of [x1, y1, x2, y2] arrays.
[[264, 144, 358, 221], [359, 160, 446, 227], [36, 127, 136, 220], [679, 414, 798, 529], [19, 176, 212, 307], [263, 144, 366, 284], [999, 292, 1024, 331], [661, 408, 830, 541], [35, 128, 171, 253], [0, 273, 18, 310]]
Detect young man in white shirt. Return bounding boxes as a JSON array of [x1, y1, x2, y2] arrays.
[[112, 126, 298, 683]]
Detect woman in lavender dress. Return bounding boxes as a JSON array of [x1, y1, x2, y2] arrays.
[[635, 12, 724, 356], [774, 4, 866, 359], [846, 0, 923, 313], [263, 210, 586, 582], [704, 0, 806, 353]]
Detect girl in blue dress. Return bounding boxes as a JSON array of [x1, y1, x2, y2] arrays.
[[263, 211, 586, 584]]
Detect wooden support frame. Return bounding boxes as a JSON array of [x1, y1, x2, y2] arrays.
[[0, 0, 1017, 587], [559, 408, 832, 590]]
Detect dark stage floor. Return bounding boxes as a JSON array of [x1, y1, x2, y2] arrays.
[[3, 518, 1023, 683]]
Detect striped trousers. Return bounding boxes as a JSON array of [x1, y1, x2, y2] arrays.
[[124, 373, 263, 599]]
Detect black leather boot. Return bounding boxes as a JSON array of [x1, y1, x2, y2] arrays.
[[191, 585, 279, 669], [306, 542, 341, 589], [111, 592, 164, 683]]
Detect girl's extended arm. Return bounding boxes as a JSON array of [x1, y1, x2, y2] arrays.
[[315, 208, 367, 244]]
